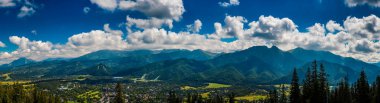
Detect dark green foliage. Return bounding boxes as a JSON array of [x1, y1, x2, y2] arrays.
[[375, 76, 380, 103], [329, 77, 352, 103], [186, 92, 203, 103], [167, 91, 182, 103], [114, 82, 125, 103], [279, 85, 287, 103], [290, 68, 301, 103], [302, 67, 312, 103], [353, 70, 371, 103], [301, 61, 329, 103], [318, 63, 329, 103], [72, 63, 111, 76], [0, 83, 61, 103], [267, 89, 278, 103]]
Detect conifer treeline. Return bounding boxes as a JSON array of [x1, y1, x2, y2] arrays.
[[268, 60, 380, 103], [0, 83, 61, 103]]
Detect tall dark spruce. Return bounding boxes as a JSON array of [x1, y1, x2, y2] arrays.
[[267, 89, 278, 103], [329, 77, 351, 103], [279, 84, 287, 103], [375, 76, 380, 103], [302, 67, 312, 103], [353, 70, 371, 103], [318, 63, 328, 103], [290, 68, 301, 103], [115, 82, 125, 103], [301, 61, 328, 103]]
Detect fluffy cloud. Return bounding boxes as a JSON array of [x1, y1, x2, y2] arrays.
[[126, 28, 258, 52], [248, 16, 298, 40], [345, 0, 380, 7], [219, 0, 240, 7], [126, 16, 173, 31], [186, 19, 202, 33], [0, 0, 16, 7], [119, 0, 185, 21], [0, 41, 5, 47], [90, 0, 118, 11], [205, 15, 380, 63], [17, 6, 36, 18], [91, 0, 185, 21], [326, 20, 344, 33], [0, 24, 128, 64], [209, 16, 247, 39], [343, 15, 380, 40], [116, 0, 186, 31]]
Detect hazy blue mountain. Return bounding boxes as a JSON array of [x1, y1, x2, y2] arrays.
[[72, 50, 154, 61], [274, 60, 358, 84], [151, 49, 218, 61], [2, 46, 380, 84], [289, 48, 380, 82], [1, 49, 218, 79], [0, 58, 36, 70], [372, 62, 380, 68], [211, 46, 303, 76]]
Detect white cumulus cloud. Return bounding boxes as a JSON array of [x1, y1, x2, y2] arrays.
[[219, 0, 240, 7], [126, 16, 173, 31], [90, 0, 118, 11], [346, 0, 380, 7], [186, 19, 202, 33], [119, 0, 185, 21]]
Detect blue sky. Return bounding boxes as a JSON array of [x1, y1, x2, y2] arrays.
[[1, 0, 380, 64]]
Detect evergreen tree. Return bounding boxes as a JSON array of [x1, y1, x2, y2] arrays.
[[302, 67, 312, 103], [268, 89, 278, 103], [290, 68, 301, 103], [318, 63, 328, 103], [375, 76, 380, 103], [279, 84, 287, 103], [310, 60, 320, 103], [114, 82, 125, 103], [354, 70, 371, 103], [168, 91, 181, 103], [330, 77, 351, 103]]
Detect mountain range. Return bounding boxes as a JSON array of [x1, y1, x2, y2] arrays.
[[1, 46, 379, 84]]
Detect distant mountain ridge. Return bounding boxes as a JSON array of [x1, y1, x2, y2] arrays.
[[0, 58, 36, 70], [1, 46, 379, 84], [0, 49, 218, 79]]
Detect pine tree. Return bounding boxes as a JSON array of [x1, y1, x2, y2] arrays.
[[114, 82, 125, 103], [302, 67, 312, 103], [279, 84, 287, 103], [290, 68, 301, 103], [330, 77, 351, 103], [354, 70, 371, 103], [268, 89, 278, 103], [168, 91, 181, 103], [318, 63, 328, 103], [310, 60, 320, 103], [375, 76, 380, 103]]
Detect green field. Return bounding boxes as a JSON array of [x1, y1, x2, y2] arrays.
[[77, 90, 101, 100], [181, 83, 231, 90], [236, 95, 267, 101]]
